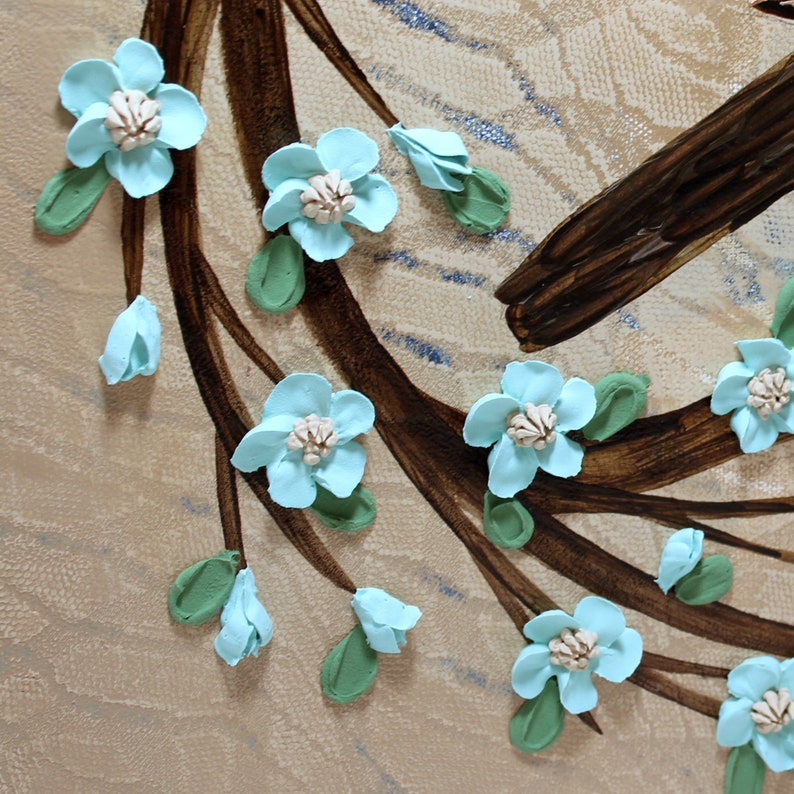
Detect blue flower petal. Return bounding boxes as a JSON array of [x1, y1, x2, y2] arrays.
[[353, 588, 421, 632], [288, 217, 355, 262], [730, 405, 779, 454], [104, 145, 174, 198], [511, 644, 554, 699], [523, 610, 580, 643], [230, 414, 295, 472], [262, 178, 307, 230], [553, 377, 597, 432], [261, 143, 325, 191], [535, 433, 584, 479], [267, 449, 317, 508], [771, 402, 794, 434], [727, 657, 782, 700], [594, 627, 643, 682], [387, 123, 471, 191], [214, 568, 273, 666], [737, 338, 791, 372], [753, 729, 794, 773], [263, 373, 333, 421], [313, 441, 367, 498], [329, 390, 375, 443], [65, 101, 115, 168], [500, 361, 564, 407], [655, 528, 704, 594], [462, 393, 521, 447], [152, 84, 207, 149], [59, 59, 121, 117], [558, 669, 599, 714], [343, 174, 399, 232], [352, 588, 421, 653], [779, 659, 794, 692], [98, 295, 161, 384], [113, 38, 165, 93], [711, 361, 753, 415], [716, 697, 755, 747], [316, 128, 379, 182], [573, 597, 626, 646], [486, 435, 539, 498]]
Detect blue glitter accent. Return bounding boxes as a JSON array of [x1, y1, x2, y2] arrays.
[[769, 258, 794, 278], [485, 227, 537, 252], [375, 250, 488, 288], [421, 567, 466, 600], [439, 657, 514, 697], [374, 249, 420, 270], [380, 327, 453, 366], [720, 239, 765, 306], [372, 0, 490, 50], [616, 307, 640, 331], [516, 74, 563, 127], [367, 65, 518, 150]]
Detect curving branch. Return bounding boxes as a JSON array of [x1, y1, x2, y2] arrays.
[[494, 51, 794, 351]]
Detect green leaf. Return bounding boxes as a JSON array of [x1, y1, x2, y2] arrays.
[[509, 678, 566, 754], [725, 744, 766, 794], [34, 161, 112, 235], [441, 166, 510, 234], [675, 555, 734, 605], [245, 235, 305, 313], [582, 371, 651, 441], [310, 484, 377, 532], [770, 277, 794, 348], [321, 625, 379, 704], [483, 491, 534, 549], [167, 550, 240, 625]]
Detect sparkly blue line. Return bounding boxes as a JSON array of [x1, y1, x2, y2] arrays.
[[379, 327, 453, 365], [371, 0, 491, 50]]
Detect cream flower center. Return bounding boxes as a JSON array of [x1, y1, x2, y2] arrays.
[[747, 367, 791, 419], [287, 414, 339, 465], [506, 403, 558, 450], [104, 90, 162, 152], [751, 688, 794, 735], [548, 628, 600, 672], [299, 170, 356, 224]]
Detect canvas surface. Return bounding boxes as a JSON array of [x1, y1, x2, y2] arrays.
[[2, 1, 794, 790]]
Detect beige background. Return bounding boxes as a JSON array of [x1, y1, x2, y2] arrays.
[[2, 0, 794, 791]]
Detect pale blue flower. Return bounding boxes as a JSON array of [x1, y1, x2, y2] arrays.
[[231, 373, 375, 509], [711, 338, 794, 454], [717, 656, 794, 773], [655, 528, 704, 594], [98, 295, 161, 384], [352, 588, 422, 654], [214, 568, 273, 666], [59, 38, 207, 198], [387, 123, 472, 191], [261, 128, 398, 261], [512, 597, 643, 714], [463, 361, 596, 498]]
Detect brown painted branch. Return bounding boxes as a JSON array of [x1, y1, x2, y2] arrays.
[[577, 397, 794, 491], [527, 506, 794, 655], [196, 254, 286, 383], [149, 0, 356, 593], [215, 433, 247, 567], [528, 478, 794, 562], [121, 196, 145, 304], [629, 668, 721, 719], [220, 0, 300, 206], [495, 51, 794, 351], [283, 0, 398, 127], [641, 653, 729, 678], [751, 0, 794, 21]]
